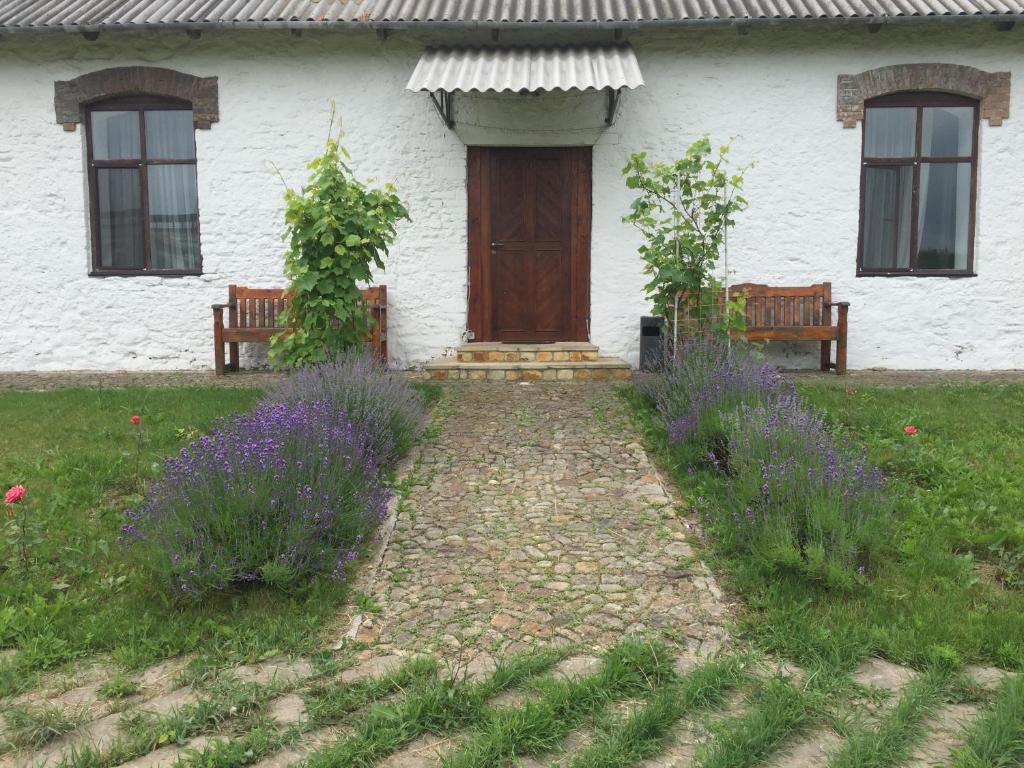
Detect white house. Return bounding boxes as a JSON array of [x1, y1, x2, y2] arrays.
[[1, 0, 1022, 373]]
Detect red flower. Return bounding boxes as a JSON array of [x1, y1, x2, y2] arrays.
[[903, 425, 918, 435], [846, 388, 855, 397], [4, 485, 25, 505], [131, 415, 141, 425]]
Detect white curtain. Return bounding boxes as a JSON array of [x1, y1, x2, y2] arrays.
[[148, 165, 200, 271], [862, 166, 912, 270]]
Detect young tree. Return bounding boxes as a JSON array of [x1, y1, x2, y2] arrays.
[[623, 137, 747, 343], [270, 125, 409, 368]]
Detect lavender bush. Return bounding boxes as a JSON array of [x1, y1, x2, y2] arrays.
[[642, 336, 787, 463], [123, 400, 389, 598], [263, 348, 424, 468], [709, 394, 890, 585]]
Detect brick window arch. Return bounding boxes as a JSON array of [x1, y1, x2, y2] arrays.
[[54, 66, 218, 130], [837, 63, 1009, 128]]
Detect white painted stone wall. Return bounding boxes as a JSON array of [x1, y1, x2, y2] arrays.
[[0, 23, 1022, 371]]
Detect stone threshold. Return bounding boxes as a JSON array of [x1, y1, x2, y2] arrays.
[[424, 357, 631, 381], [457, 341, 600, 363]]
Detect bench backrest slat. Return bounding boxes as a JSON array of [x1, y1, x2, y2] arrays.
[[730, 282, 832, 328]]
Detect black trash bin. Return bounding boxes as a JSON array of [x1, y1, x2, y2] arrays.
[[640, 316, 665, 371]]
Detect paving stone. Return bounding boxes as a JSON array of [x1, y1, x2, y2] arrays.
[[364, 382, 732, 660], [853, 658, 916, 692], [905, 703, 980, 768], [267, 693, 307, 725], [964, 664, 1013, 690], [111, 736, 211, 768], [232, 657, 313, 686], [762, 729, 843, 767]]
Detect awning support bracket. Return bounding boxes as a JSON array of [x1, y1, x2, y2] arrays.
[[605, 87, 622, 125], [429, 90, 455, 129]]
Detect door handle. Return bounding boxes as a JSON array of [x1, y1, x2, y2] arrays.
[[490, 241, 504, 249]]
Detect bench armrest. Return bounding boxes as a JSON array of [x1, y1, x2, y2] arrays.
[[211, 303, 231, 310], [824, 300, 850, 308]]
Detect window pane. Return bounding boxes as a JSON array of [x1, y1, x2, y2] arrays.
[[862, 166, 912, 270], [864, 107, 917, 158], [96, 168, 144, 269], [145, 110, 195, 160], [917, 162, 971, 271], [148, 165, 200, 271], [90, 111, 141, 160], [921, 106, 974, 158]]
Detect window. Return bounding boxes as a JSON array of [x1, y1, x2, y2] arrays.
[[87, 97, 201, 275], [858, 92, 978, 276]]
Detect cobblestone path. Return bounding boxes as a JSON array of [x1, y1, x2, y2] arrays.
[[355, 381, 734, 662]]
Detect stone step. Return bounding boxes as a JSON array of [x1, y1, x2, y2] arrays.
[[457, 342, 600, 363], [424, 357, 631, 381]]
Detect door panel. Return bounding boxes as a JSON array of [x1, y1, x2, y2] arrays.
[[468, 147, 589, 343]]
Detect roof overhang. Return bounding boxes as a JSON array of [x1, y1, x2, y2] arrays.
[[406, 44, 643, 128]]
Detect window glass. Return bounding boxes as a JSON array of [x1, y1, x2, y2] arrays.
[[917, 162, 971, 271], [148, 165, 201, 271], [96, 168, 144, 269], [862, 165, 913, 270], [864, 107, 916, 158], [90, 111, 141, 160], [921, 106, 974, 158], [145, 110, 196, 160]]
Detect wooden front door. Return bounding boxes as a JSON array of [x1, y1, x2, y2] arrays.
[[468, 147, 591, 342]]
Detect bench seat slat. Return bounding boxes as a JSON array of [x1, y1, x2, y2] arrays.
[[742, 326, 838, 341]]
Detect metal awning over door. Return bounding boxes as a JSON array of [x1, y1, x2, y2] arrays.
[[405, 44, 644, 128]]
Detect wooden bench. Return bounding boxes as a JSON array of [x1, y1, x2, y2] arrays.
[[212, 285, 387, 374], [733, 282, 848, 374], [679, 282, 849, 374]]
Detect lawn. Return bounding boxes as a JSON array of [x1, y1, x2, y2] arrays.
[[0, 386, 346, 695], [626, 379, 1024, 673]]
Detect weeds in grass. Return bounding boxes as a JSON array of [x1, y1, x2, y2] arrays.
[[304, 645, 568, 768], [827, 668, 949, 768], [952, 674, 1024, 768], [97, 674, 141, 700], [567, 657, 746, 768], [3, 703, 91, 750], [697, 676, 814, 768]]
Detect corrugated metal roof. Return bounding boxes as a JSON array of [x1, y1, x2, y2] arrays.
[[406, 44, 644, 92], [1, 0, 1022, 30]]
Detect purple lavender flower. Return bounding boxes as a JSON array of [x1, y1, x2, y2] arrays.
[[125, 399, 390, 598]]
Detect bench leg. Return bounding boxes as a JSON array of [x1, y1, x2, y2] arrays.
[[213, 309, 226, 375], [820, 341, 831, 372], [835, 305, 849, 375], [229, 342, 240, 372]]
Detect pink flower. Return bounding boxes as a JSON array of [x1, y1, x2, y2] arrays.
[[903, 425, 918, 435], [131, 415, 141, 425], [4, 485, 25, 505]]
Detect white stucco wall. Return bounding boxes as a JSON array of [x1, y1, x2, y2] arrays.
[[1, 23, 1022, 371]]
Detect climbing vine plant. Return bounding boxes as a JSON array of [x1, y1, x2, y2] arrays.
[[270, 125, 409, 368]]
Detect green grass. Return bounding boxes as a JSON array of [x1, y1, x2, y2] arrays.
[[567, 658, 745, 768], [952, 674, 1024, 768], [0, 382, 442, 695], [698, 677, 814, 768], [827, 668, 950, 768], [304, 645, 569, 768], [798, 383, 1024, 587], [622, 382, 1024, 673], [442, 639, 675, 768], [0, 386, 344, 692]]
